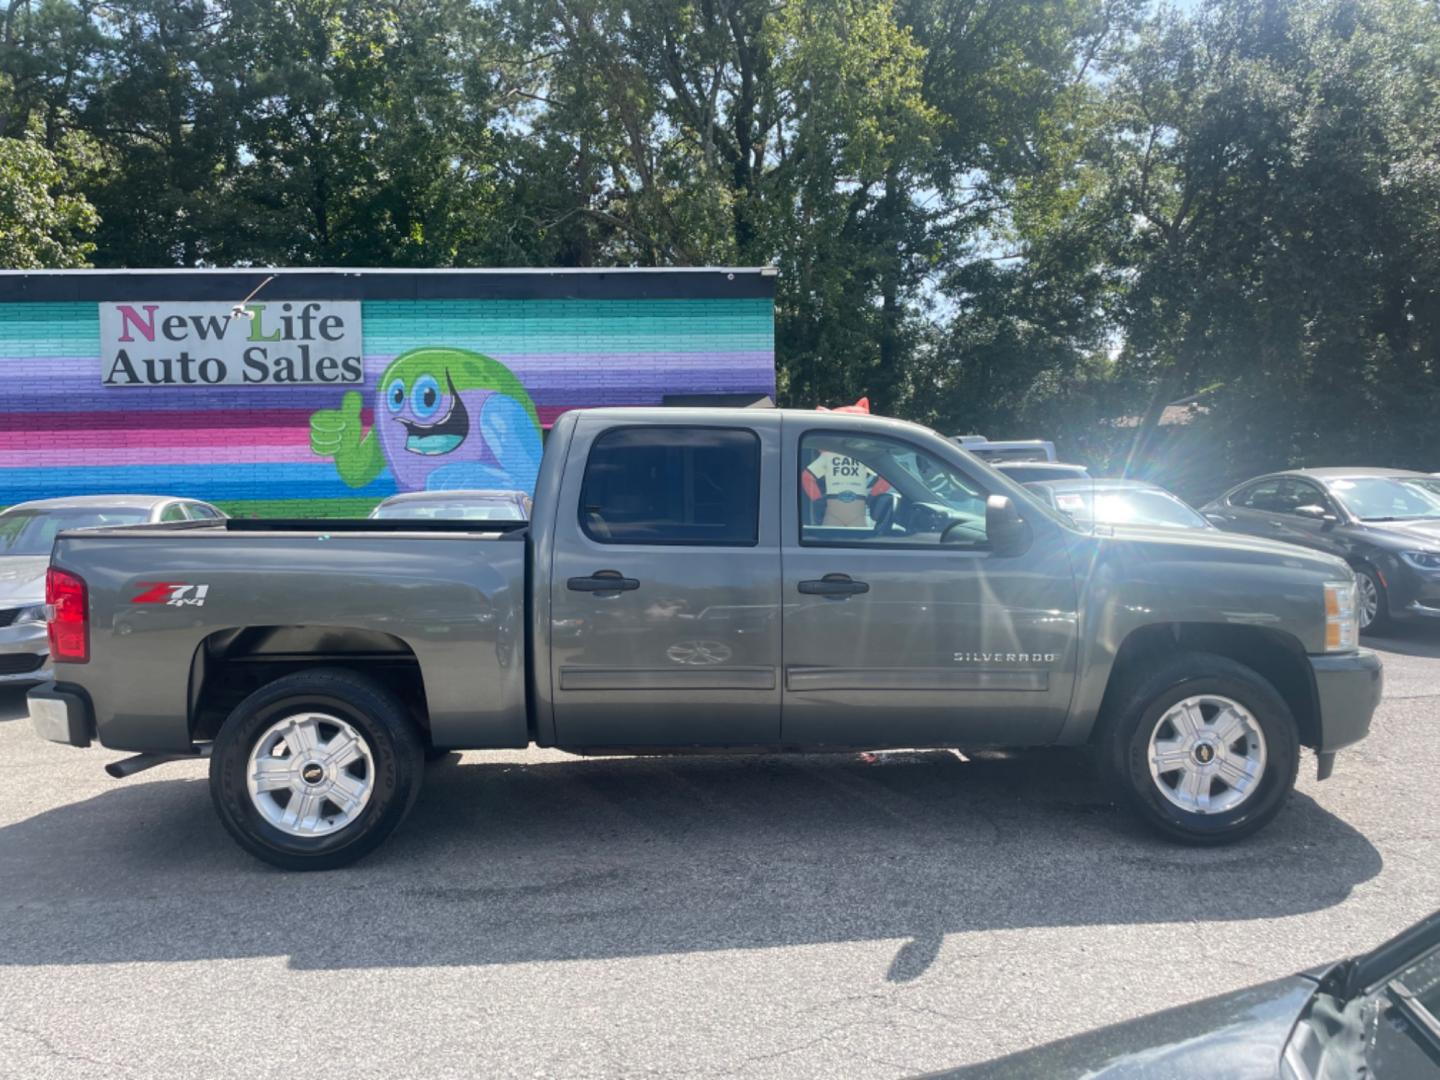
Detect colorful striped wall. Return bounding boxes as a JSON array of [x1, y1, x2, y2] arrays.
[[0, 278, 776, 517]]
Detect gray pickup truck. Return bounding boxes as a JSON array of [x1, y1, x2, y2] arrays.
[[30, 408, 1382, 869]]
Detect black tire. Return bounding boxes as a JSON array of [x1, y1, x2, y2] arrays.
[[1095, 652, 1300, 845], [1355, 565, 1391, 635], [209, 668, 424, 871]]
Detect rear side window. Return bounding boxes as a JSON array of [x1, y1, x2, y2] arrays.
[[159, 503, 187, 522], [580, 426, 760, 546]]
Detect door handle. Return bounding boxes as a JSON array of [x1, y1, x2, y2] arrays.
[[567, 570, 640, 593], [797, 573, 869, 597]]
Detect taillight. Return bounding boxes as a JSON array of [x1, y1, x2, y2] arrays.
[[46, 567, 88, 663]]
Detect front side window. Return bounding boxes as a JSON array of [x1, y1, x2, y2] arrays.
[[1287, 482, 1334, 515], [580, 426, 761, 545], [799, 431, 988, 547]]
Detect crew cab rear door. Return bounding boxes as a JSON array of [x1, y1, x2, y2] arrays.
[[548, 413, 783, 747], [780, 416, 1080, 747]]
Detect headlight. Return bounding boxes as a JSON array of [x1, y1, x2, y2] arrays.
[[13, 604, 47, 625], [1400, 550, 1440, 570], [1324, 581, 1358, 652]]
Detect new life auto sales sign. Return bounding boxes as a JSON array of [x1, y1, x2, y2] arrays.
[[98, 301, 364, 386]]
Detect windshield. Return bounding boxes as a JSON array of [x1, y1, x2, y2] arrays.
[[1325, 477, 1440, 521], [372, 500, 527, 521], [0, 508, 150, 555], [1051, 488, 1209, 530]]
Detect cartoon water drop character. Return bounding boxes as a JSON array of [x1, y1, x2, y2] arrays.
[[309, 347, 543, 493]]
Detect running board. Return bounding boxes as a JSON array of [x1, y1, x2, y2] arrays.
[[105, 746, 212, 779]]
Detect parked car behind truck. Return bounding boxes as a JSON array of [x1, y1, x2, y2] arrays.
[[30, 409, 1381, 869], [1202, 468, 1440, 633], [0, 495, 224, 684], [369, 488, 532, 522], [1028, 478, 1212, 532]]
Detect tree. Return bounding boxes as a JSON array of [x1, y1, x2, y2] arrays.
[[1082, 0, 1440, 487], [0, 122, 97, 266], [221, 0, 513, 266]]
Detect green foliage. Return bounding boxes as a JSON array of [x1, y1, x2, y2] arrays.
[[0, 120, 97, 267]]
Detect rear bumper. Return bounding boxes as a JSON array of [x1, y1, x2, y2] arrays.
[[1308, 649, 1382, 756], [28, 682, 95, 748]]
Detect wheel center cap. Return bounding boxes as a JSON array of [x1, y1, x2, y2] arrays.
[[301, 762, 325, 785], [1193, 742, 1215, 765]]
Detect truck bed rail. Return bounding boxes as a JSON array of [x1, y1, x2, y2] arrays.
[[224, 518, 530, 535]]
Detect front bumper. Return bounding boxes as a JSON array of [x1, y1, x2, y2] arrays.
[[0, 621, 51, 684], [1308, 649, 1382, 759], [1382, 560, 1440, 621], [28, 682, 95, 748]]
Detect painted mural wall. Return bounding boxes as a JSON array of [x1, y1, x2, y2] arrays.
[[0, 285, 776, 517]]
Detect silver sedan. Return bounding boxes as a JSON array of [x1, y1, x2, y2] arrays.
[[0, 495, 224, 684]]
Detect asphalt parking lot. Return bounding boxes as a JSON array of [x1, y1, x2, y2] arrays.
[[1, 633, 1437, 1080]]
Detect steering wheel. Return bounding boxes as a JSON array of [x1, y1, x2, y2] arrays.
[[940, 518, 982, 545], [870, 492, 898, 537]]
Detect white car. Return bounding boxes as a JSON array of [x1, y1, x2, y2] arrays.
[[0, 495, 224, 684], [369, 489, 533, 522]]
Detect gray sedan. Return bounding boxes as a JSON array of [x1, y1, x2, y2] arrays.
[[1201, 467, 1440, 632], [0, 495, 224, 683]]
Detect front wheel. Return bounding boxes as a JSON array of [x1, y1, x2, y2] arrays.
[[1096, 653, 1300, 845], [1355, 566, 1390, 635], [209, 668, 424, 870]]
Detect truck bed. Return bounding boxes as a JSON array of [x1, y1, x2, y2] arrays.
[[48, 520, 531, 753]]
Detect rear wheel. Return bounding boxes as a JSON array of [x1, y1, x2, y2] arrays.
[[1096, 653, 1299, 845], [209, 668, 423, 870]]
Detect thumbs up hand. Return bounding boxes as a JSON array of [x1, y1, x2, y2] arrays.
[[310, 391, 386, 488], [310, 391, 365, 458]]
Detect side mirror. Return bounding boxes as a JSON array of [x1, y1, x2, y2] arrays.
[[986, 495, 1031, 557], [1295, 504, 1338, 524]]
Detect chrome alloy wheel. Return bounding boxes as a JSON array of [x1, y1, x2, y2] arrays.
[[1147, 695, 1267, 815], [245, 713, 375, 837], [1357, 572, 1380, 630]]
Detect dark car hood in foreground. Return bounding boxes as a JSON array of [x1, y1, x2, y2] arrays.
[[929, 974, 1321, 1079]]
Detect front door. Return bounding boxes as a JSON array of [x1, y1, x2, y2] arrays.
[[780, 420, 1080, 748], [1266, 479, 1351, 559], [548, 414, 783, 747]]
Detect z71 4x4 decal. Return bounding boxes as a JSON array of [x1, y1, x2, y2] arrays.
[[131, 582, 210, 607]]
